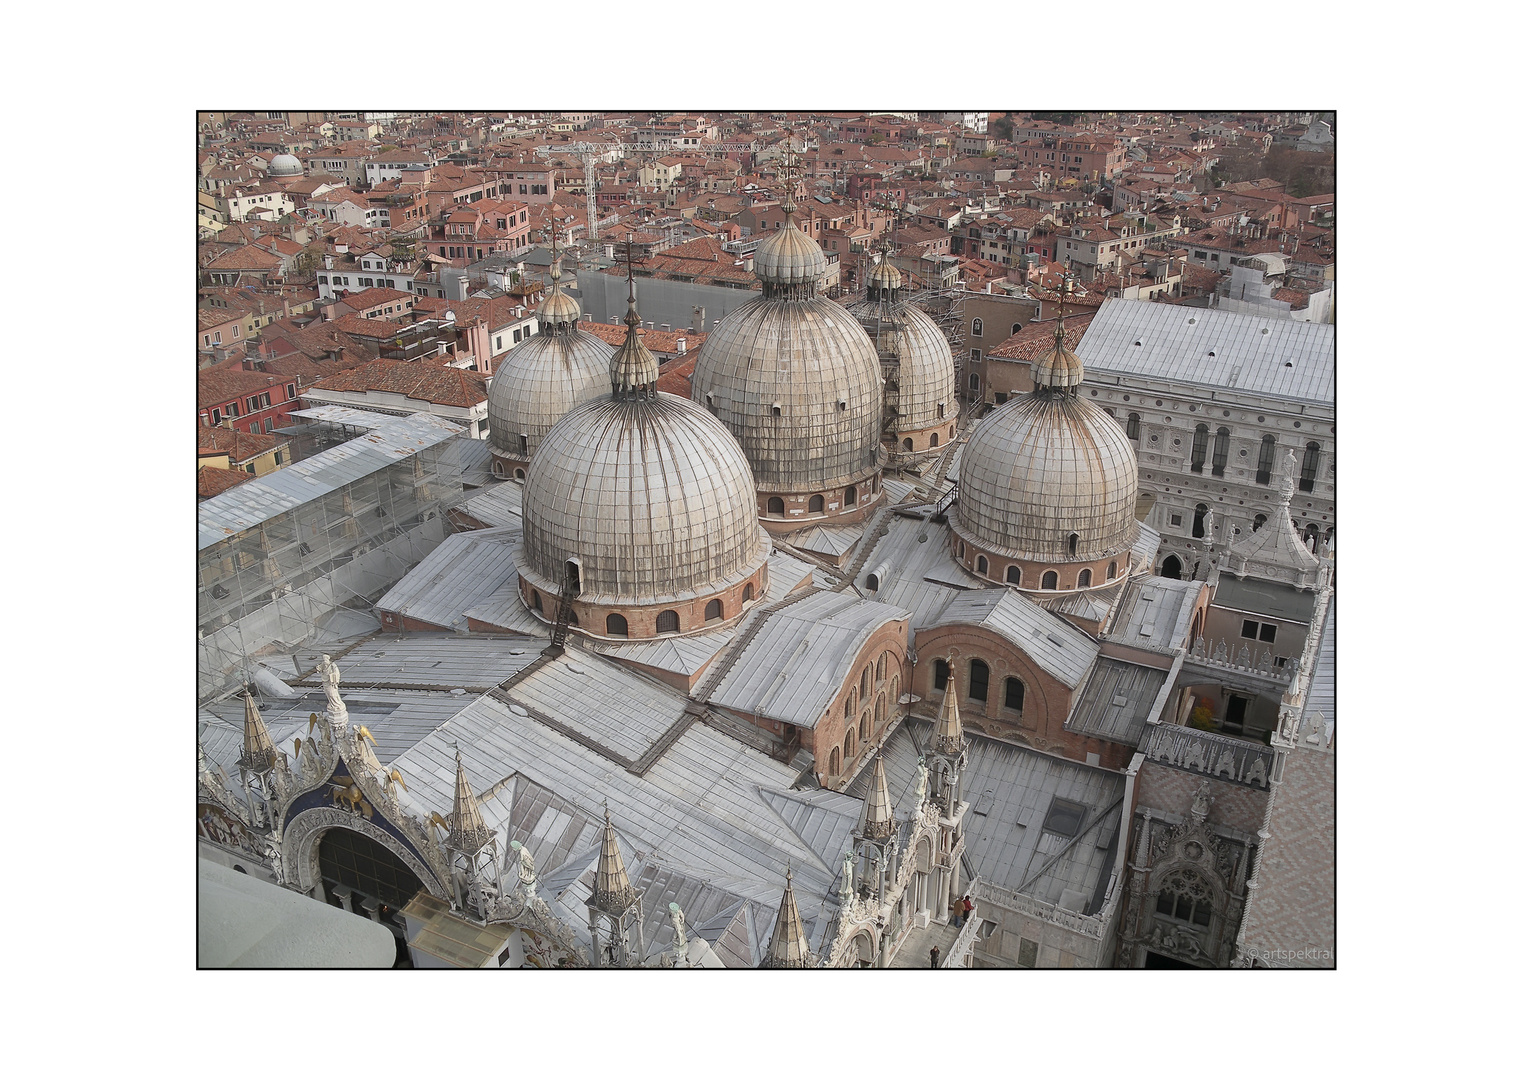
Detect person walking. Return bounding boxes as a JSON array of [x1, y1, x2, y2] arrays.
[[929, 945, 941, 968], [959, 895, 974, 926]]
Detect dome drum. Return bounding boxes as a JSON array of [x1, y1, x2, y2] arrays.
[[756, 471, 883, 535], [516, 561, 767, 642], [892, 419, 957, 460], [947, 523, 1133, 594]]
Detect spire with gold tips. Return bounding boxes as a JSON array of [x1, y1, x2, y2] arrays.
[[1033, 272, 1084, 393], [446, 750, 494, 854], [932, 672, 965, 755], [592, 806, 640, 914], [237, 689, 280, 775], [861, 757, 895, 840], [608, 243, 659, 399], [761, 868, 815, 968]]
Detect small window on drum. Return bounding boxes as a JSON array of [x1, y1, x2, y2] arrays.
[[606, 613, 628, 637], [1107, 561, 1117, 580], [1042, 570, 1058, 590], [809, 494, 825, 513], [767, 497, 785, 516], [903, 437, 914, 451], [518, 434, 528, 455], [977, 555, 988, 575], [1077, 568, 1092, 587], [1068, 533, 1079, 556], [1006, 565, 1020, 585], [515, 469, 525, 480], [742, 583, 754, 603], [656, 609, 679, 634], [704, 599, 723, 622], [844, 486, 857, 506], [930, 432, 939, 447], [531, 590, 543, 612]]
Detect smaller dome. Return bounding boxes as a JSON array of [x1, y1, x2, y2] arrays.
[[539, 287, 582, 327], [268, 154, 303, 177], [867, 258, 902, 290], [1032, 340, 1084, 390], [753, 218, 827, 288]]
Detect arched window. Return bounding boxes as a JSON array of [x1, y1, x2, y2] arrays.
[[1006, 565, 1021, 584], [1253, 513, 1267, 532], [860, 712, 870, 741], [531, 589, 542, 612], [514, 468, 525, 480], [933, 658, 949, 691], [957, 540, 964, 559], [1300, 442, 1321, 492], [1256, 434, 1276, 485], [844, 485, 857, 506], [1212, 427, 1230, 477], [866, 573, 880, 591], [876, 655, 886, 680], [861, 667, 871, 699], [890, 675, 899, 710], [902, 437, 914, 451], [518, 434, 528, 456], [844, 728, 856, 759], [1068, 533, 1079, 556], [875, 694, 885, 727], [968, 373, 980, 391], [1077, 568, 1092, 587], [1192, 503, 1208, 538], [1190, 424, 1208, 472], [656, 609, 679, 634], [977, 554, 988, 575], [767, 496, 785, 516], [809, 494, 825, 513], [845, 698, 853, 721], [828, 747, 841, 775], [1126, 412, 1141, 441], [971, 317, 983, 335], [968, 659, 989, 702], [742, 582, 754, 603], [705, 598, 723, 622], [1107, 561, 1117, 580], [1004, 677, 1025, 711], [565, 560, 581, 593], [1303, 522, 1320, 548], [1011, 322, 1022, 336], [606, 613, 628, 637], [1041, 570, 1058, 590], [1160, 554, 1182, 579], [1156, 870, 1213, 927], [1325, 525, 1335, 549], [929, 432, 939, 447]]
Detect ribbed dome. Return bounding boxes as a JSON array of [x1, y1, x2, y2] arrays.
[[1032, 340, 1085, 390], [955, 394, 1139, 562], [691, 294, 883, 491], [268, 154, 303, 177], [753, 218, 828, 288], [847, 294, 954, 436], [519, 394, 769, 604], [538, 287, 582, 327], [867, 258, 902, 290], [486, 329, 613, 461]]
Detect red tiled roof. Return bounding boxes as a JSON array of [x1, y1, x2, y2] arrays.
[[198, 423, 289, 463], [311, 357, 488, 408], [199, 465, 256, 499], [988, 313, 1096, 362]]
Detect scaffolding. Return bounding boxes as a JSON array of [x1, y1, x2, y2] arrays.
[[197, 415, 470, 704]]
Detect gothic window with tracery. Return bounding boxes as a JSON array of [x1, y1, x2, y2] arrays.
[[1155, 869, 1213, 928]]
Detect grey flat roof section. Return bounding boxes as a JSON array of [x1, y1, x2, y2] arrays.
[[705, 591, 912, 730], [198, 413, 464, 549], [1108, 575, 1201, 651], [854, 514, 984, 629], [586, 627, 736, 679], [375, 527, 521, 632], [1078, 298, 1334, 405], [1067, 657, 1167, 745], [458, 481, 524, 529], [850, 720, 1125, 907], [1212, 575, 1318, 623], [931, 588, 1099, 688], [287, 405, 392, 429], [316, 633, 542, 690]]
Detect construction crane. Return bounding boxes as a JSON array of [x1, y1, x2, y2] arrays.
[[532, 139, 772, 245]]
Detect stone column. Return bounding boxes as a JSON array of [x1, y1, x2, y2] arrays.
[[360, 897, 381, 923], [331, 885, 354, 913]]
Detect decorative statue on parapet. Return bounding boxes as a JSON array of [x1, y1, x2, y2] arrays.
[[510, 840, 538, 902], [318, 654, 348, 727], [840, 849, 856, 903], [914, 756, 929, 807]]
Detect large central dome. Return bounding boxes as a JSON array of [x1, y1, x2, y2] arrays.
[[690, 193, 883, 514], [517, 278, 769, 638]]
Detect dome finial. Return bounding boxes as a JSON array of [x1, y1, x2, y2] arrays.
[[548, 226, 563, 285], [1033, 271, 1084, 393], [610, 240, 659, 397]]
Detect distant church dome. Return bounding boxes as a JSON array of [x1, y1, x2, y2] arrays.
[[487, 240, 614, 478], [268, 154, 303, 178], [953, 314, 1139, 589], [518, 278, 769, 636], [690, 175, 883, 524]]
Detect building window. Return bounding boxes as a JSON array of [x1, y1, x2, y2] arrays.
[[1127, 412, 1140, 441], [1006, 565, 1020, 585], [656, 609, 680, 634], [844, 485, 857, 506], [518, 434, 529, 456], [1212, 427, 1230, 476], [809, 494, 825, 513], [1077, 568, 1092, 587], [1256, 435, 1276, 485], [969, 373, 980, 391], [1068, 533, 1079, 556], [1300, 442, 1321, 492], [1004, 677, 1025, 711], [606, 613, 629, 637], [976, 555, 988, 576], [1190, 424, 1208, 472], [1107, 561, 1117, 580], [1192, 503, 1209, 538], [933, 658, 949, 691], [968, 659, 989, 702], [705, 599, 723, 622], [969, 348, 981, 363], [1041, 570, 1058, 590], [767, 497, 785, 516], [531, 590, 542, 612], [971, 317, 983, 335]]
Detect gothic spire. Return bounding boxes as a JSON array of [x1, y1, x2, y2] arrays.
[[861, 756, 895, 840], [933, 674, 964, 754], [592, 806, 640, 914], [446, 750, 495, 854], [761, 868, 814, 968], [237, 689, 280, 775]]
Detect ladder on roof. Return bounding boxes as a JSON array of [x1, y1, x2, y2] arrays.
[[545, 565, 578, 657]]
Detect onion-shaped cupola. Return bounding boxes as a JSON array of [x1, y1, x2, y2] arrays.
[[690, 153, 885, 533], [952, 280, 1139, 592], [486, 232, 614, 479], [516, 258, 770, 640]]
